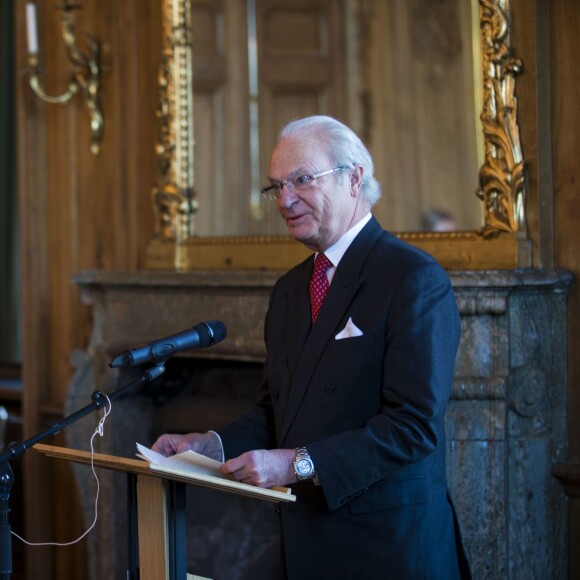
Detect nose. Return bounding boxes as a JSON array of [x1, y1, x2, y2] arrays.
[[276, 182, 299, 208]]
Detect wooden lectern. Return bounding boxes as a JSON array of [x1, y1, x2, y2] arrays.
[[34, 444, 295, 580]]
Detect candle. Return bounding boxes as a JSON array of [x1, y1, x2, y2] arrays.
[[26, 3, 38, 54]]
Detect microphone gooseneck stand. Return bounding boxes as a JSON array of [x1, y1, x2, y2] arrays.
[[0, 363, 166, 580]]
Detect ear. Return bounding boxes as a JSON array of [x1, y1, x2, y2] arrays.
[[349, 164, 364, 197]]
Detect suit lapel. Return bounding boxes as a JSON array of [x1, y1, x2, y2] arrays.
[[279, 217, 383, 442], [285, 269, 312, 375]]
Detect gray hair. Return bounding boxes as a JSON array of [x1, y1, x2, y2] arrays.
[[278, 115, 381, 205]]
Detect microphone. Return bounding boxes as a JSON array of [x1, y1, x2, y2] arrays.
[[109, 320, 227, 368]]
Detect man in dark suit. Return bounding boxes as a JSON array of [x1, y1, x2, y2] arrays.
[[153, 115, 470, 579]]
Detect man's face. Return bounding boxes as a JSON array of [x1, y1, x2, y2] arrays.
[[268, 135, 362, 252]]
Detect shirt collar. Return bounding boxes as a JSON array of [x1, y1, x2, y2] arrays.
[[321, 212, 372, 268]]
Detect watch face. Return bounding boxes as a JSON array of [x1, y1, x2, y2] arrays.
[[296, 458, 313, 476]]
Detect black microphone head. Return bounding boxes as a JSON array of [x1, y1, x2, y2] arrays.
[[201, 320, 227, 346], [109, 320, 228, 368]]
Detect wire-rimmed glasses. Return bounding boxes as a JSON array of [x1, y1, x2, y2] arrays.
[[261, 166, 349, 201]]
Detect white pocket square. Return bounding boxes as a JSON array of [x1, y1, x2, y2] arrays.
[[335, 317, 364, 340]]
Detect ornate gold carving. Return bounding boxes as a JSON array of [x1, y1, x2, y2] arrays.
[[152, 0, 198, 240], [477, 0, 526, 238], [398, 231, 481, 241], [26, 2, 103, 155]]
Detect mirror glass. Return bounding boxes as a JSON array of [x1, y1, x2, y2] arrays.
[[179, 0, 485, 236], [349, 0, 485, 232]]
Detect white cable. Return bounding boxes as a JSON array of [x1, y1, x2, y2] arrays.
[[11, 396, 112, 547]]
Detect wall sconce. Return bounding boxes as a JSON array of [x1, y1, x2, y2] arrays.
[[25, 2, 103, 155]]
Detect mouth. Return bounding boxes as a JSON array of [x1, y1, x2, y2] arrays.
[[285, 212, 308, 226]]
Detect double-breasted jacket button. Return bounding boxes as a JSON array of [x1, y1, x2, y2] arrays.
[[324, 384, 335, 395]]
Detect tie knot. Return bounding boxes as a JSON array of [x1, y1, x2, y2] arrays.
[[314, 253, 333, 275]]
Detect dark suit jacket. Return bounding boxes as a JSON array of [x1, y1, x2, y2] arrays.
[[219, 217, 470, 579]]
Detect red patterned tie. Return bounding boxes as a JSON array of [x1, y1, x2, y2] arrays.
[[310, 253, 333, 323]]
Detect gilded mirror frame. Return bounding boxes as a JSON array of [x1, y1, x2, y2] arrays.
[[146, 0, 529, 271]]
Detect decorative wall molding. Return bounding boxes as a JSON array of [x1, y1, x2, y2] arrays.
[[477, 0, 526, 237]]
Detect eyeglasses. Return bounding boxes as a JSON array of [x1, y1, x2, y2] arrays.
[[261, 166, 348, 201]]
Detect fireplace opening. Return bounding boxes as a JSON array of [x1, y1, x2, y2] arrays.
[[140, 356, 264, 438]]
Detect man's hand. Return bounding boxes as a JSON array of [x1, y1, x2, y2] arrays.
[[220, 449, 297, 488], [151, 432, 223, 461]]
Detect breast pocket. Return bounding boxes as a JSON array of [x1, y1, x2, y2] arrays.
[[330, 332, 378, 353]]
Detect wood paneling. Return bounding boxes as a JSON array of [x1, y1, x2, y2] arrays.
[[16, 1, 162, 577], [191, 0, 249, 237], [550, 0, 580, 577]]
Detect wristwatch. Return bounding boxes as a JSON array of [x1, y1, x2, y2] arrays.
[[294, 447, 315, 480]]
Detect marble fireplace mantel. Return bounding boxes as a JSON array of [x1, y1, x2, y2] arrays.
[[65, 268, 572, 580]]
